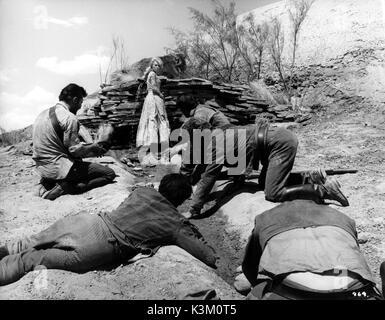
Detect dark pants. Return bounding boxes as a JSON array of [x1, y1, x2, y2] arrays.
[[0, 213, 121, 286], [42, 161, 116, 194], [258, 127, 299, 202], [188, 126, 299, 215]]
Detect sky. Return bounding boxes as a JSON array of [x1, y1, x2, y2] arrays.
[[0, 0, 277, 131]]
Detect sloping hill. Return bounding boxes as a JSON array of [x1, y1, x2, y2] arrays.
[[0, 125, 33, 147], [238, 0, 385, 103]]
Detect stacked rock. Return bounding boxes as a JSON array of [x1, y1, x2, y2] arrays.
[[78, 76, 307, 147]]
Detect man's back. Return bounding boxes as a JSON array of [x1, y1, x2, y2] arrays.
[[33, 104, 79, 180], [192, 100, 230, 128], [102, 186, 184, 248], [260, 226, 374, 284], [243, 200, 375, 286], [99, 187, 217, 267]]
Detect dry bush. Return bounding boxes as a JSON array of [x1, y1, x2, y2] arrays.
[[266, 0, 314, 99], [169, 0, 242, 82], [100, 36, 130, 86], [0, 125, 32, 147], [236, 14, 270, 81]]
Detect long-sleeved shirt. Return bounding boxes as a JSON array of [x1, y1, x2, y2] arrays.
[[180, 124, 260, 214], [98, 186, 217, 268], [242, 200, 374, 287], [33, 102, 105, 180], [190, 100, 231, 128]]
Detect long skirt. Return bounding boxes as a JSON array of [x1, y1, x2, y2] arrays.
[[136, 91, 170, 148]]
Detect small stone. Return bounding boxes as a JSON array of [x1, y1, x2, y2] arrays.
[[358, 234, 369, 244], [233, 273, 251, 294]]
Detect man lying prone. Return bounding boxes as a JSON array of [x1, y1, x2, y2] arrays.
[[0, 174, 217, 286]]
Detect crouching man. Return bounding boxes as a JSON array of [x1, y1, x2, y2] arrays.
[[179, 118, 349, 219], [33, 83, 116, 200], [0, 174, 217, 286], [242, 200, 383, 300], [177, 95, 231, 129]]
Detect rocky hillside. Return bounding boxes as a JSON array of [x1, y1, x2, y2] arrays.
[[239, 0, 385, 107]]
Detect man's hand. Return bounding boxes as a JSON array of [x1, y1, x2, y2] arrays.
[[181, 211, 193, 219], [94, 142, 110, 156], [97, 141, 111, 152]]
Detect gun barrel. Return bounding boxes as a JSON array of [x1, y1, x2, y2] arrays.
[[325, 169, 358, 175]]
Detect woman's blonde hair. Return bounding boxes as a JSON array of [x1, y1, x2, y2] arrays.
[[143, 57, 163, 81]]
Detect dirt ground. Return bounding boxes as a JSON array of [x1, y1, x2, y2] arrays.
[[292, 99, 385, 286], [0, 96, 384, 298]]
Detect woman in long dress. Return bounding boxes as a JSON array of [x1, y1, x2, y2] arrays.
[[136, 57, 170, 165]]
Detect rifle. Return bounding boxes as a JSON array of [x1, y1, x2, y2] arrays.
[[324, 169, 358, 175], [216, 168, 358, 181]]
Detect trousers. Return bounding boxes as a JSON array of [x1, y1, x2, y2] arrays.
[[0, 213, 121, 286], [258, 126, 299, 201], [41, 161, 116, 194]]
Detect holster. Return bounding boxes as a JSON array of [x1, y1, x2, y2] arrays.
[[253, 122, 269, 169]]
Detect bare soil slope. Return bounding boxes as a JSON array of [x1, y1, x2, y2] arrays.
[[0, 150, 241, 300], [0, 95, 384, 298]]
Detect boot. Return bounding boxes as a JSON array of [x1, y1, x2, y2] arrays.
[[321, 178, 349, 207], [0, 246, 9, 260], [280, 184, 324, 204], [307, 168, 327, 185], [41, 183, 66, 201], [279, 179, 349, 207]]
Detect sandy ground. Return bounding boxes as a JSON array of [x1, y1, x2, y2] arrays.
[[1, 0, 384, 298], [0, 150, 242, 300], [291, 100, 385, 287], [1, 94, 384, 299], [191, 100, 385, 291]]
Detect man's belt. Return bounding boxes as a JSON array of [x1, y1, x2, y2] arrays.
[[270, 281, 382, 300], [255, 122, 269, 167]]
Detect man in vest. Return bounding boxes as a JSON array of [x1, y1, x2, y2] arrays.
[[242, 200, 383, 300], [32, 83, 115, 200]]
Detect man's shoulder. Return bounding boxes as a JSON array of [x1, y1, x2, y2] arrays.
[[205, 99, 220, 108], [131, 186, 174, 208], [195, 104, 215, 112], [255, 200, 350, 225], [55, 104, 78, 125], [34, 108, 49, 124]]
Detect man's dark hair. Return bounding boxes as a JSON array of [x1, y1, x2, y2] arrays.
[[177, 95, 199, 117], [158, 173, 192, 207], [59, 83, 87, 103], [181, 117, 211, 140]]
